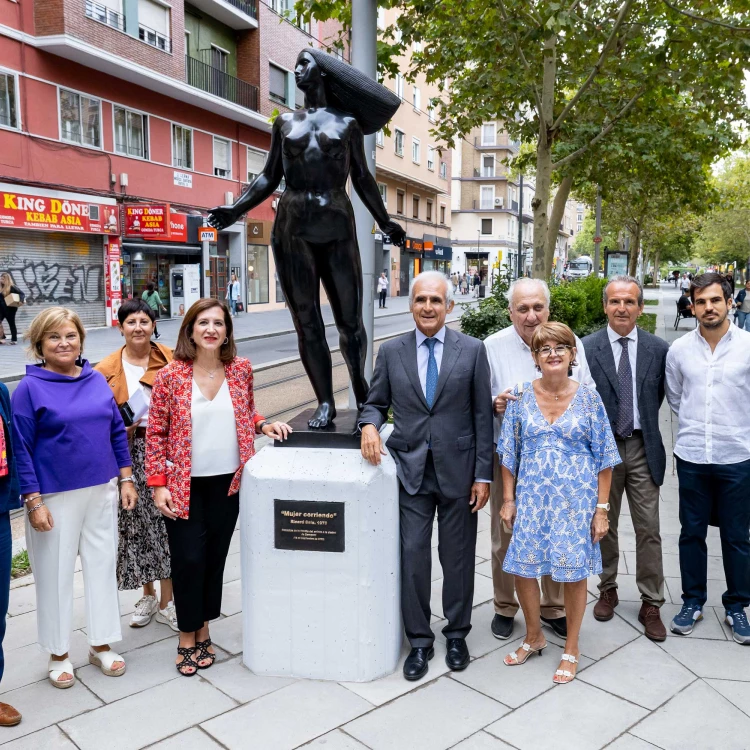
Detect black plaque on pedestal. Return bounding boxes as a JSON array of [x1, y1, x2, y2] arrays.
[[274, 499, 345, 553], [275, 409, 361, 450]]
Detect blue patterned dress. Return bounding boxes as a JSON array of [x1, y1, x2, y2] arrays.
[[499, 383, 621, 582]]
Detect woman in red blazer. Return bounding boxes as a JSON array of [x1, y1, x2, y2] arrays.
[[146, 298, 291, 676]]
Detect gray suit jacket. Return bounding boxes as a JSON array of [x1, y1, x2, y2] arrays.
[[359, 327, 494, 498], [582, 326, 669, 486]]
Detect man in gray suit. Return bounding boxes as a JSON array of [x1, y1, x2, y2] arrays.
[[361, 271, 493, 681], [582, 275, 670, 640]]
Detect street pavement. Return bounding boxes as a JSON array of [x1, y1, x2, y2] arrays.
[[2, 283, 749, 749]]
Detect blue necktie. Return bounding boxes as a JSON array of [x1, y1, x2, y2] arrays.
[[616, 337, 634, 437], [425, 338, 438, 408]]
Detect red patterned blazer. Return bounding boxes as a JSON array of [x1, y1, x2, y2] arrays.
[[145, 357, 265, 519]]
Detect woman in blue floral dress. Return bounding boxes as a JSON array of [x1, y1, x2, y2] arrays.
[[499, 322, 620, 684]]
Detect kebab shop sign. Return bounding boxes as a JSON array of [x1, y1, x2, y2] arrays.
[[125, 204, 169, 237], [0, 190, 119, 234]]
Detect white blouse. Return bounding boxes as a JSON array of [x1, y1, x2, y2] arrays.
[[191, 379, 241, 477], [122, 357, 150, 424]]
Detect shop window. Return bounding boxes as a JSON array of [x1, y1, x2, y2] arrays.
[[60, 88, 101, 148], [172, 124, 192, 169], [213, 136, 232, 179], [247, 147, 266, 183], [114, 106, 147, 159], [481, 218, 492, 235], [394, 129, 404, 157], [396, 190, 405, 215], [426, 200, 432, 222], [269, 64, 288, 105], [378, 182, 387, 208], [247, 245, 270, 304], [0, 72, 18, 130], [412, 195, 420, 219]]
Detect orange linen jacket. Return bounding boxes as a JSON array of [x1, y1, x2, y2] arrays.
[[145, 357, 265, 519]]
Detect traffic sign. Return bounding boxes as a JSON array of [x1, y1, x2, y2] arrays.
[[199, 227, 218, 242], [593, 236, 603, 243]]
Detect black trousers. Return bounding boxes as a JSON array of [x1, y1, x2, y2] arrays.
[[400, 452, 477, 647], [379, 290, 387, 307], [676, 457, 750, 612], [165, 474, 239, 633], [0, 307, 17, 342]]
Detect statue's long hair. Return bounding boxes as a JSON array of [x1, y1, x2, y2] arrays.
[[302, 48, 401, 135]]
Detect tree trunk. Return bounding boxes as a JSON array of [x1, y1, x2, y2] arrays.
[[544, 173, 574, 277], [532, 34, 557, 280], [628, 223, 641, 276], [653, 251, 660, 283]]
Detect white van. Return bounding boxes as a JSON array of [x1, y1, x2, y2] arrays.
[[567, 256, 593, 280]]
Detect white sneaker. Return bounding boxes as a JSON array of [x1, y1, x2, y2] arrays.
[[129, 595, 158, 628], [155, 601, 179, 632]]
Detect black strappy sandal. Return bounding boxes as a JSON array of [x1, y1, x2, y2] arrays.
[[176, 646, 198, 676], [195, 639, 216, 669]]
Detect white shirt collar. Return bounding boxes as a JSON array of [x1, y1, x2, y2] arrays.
[[512, 326, 532, 352], [696, 322, 734, 347], [416, 325, 447, 347], [607, 324, 638, 345]]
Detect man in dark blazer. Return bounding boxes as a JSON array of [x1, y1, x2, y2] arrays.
[[361, 271, 493, 681], [582, 275, 670, 641]]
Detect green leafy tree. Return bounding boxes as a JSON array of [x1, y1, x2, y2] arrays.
[[295, 0, 750, 279]]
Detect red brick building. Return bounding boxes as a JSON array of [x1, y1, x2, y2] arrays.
[[0, 0, 344, 327]]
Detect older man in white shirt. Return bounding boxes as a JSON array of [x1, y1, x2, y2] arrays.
[[666, 272, 750, 645], [484, 277, 594, 640]]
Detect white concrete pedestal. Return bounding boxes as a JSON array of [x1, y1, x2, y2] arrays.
[[240, 444, 401, 682]]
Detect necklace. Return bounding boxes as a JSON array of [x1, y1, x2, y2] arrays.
[[195, 362, 221, 379], [538, 383, 570, 401]]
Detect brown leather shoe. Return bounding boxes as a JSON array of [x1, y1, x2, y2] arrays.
[[638, 603, 667, 641], [0, 702, 21, 727], [593, 589, 619, 621]]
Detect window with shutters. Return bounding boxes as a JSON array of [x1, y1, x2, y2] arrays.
[[247, 148, 266, 183], [0, 72, 18, 130], [211, 46, 229, 73], [172, 124, 192, 169], [85, 0, 125, 31], [376, 129, 384, 148], [114, 106, 147, 159], [412, 137, 420, 164], [481, 218, 493, 235], [269, 64, 288, 105], [396, 190, 405, 215], [214, 137, 231, 178], [481, 122, 496, 146], [427, 146, 435, 171], [426, 200, 433, 222], [377, 182, 387, 207], [60, 88, 101, 148], [138, 0, 170, 51], [394, 129, 404, 157], [412, 195, 420, 219], [440, 205, 446, 224]]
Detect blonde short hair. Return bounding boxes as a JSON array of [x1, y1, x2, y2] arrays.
[[26, 307, 86, 361]]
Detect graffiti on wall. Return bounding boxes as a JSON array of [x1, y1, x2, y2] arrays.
[[0, 254, 104, 305]]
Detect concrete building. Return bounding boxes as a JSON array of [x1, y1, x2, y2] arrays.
[[373, 7, 452, 297]]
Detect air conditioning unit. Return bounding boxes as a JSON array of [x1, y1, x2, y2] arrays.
[[494, 197, 503, 207], [224, 191, 234, 204]]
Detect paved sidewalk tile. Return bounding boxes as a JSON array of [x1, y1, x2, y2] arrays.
[[615, 601, 728, 641], [201, 680, 372, 750], [3, 611, 42, 653], [7, 584, 36, 617], [475, 530, 491, 560], [486, 680, 647, 750], [97, 613, 177, 655], [223, 553, 241, 583], [570, 602, 641, 661], [430, 573, 495, 619], [148, 728, 224, 749], [208, 614, 243, 656], [577, 636, 695, 709], [452, 637, 593, 709], [61, 677, 236, 750], [345, 676, 508, 750], [607, 734, 666, 749], [199, 655, 296, 704], [630, 679, 750, 749], [299, 730, 370, 748], [0, 679, 102, 746], [664, 576, 728, 607], [219, 580, 242, 617], [0, 726, 78, 750], [451, 733, 517, 749], [705, 678, 750, 716], [659, 637, 750, 681]]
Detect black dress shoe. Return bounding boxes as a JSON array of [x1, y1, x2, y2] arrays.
[[445, 638, 470, 671], [403, 647, 434, 681], [491, 614, 514, 640], [541, 615, 568, 638]]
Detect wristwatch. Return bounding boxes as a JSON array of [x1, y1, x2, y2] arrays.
[[119, 477, 135, 485], [596, 503, 610, 511], [256, 420, 268, 434]]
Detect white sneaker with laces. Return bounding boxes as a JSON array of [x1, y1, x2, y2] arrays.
[[129, 595, 158, 628], [156, 601, 179, 632]]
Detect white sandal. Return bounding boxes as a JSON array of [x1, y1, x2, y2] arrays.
[[88, 648, 126, 677], [48, 657, 76, 689], [504, 642, 546, 666], [554, 653, 578, 683]]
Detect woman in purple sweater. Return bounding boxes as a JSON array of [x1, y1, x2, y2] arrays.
[[12, 308, 137, 689]]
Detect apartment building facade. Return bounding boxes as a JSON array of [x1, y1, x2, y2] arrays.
[[0, 0, 345, 327]]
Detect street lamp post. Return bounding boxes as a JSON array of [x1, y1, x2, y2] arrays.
[[517, 172, 524, 279]]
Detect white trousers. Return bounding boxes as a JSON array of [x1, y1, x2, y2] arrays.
[[25, 479, 122, 654]]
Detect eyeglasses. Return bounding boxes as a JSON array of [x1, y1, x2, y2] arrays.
[[535, 344, 572, 357]]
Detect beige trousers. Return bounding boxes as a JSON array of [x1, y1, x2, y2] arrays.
[[599, 433, 665, 607], [490, 452, 565, 618]]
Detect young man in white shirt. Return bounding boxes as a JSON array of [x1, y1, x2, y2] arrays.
[[665, 272, 750, 644], [377, 272, 389, 309], [483, 277, 594, 641]]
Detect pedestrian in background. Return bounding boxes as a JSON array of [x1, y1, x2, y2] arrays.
[[0, 273, 24, 346], [461, 274, 469, 295], [500, 322, 619, 683], [0, 382, 22, 725], [377, 272, 389, 309], [583, 276, 670, 641], [146, 299, 292, 676], [734, 280, 750, 331], [12, 308, 136, 688], [142, 282, 166, 339], [226, 273, 241, 317], [666, 272, 750, 644], [96, 299, 177, 632]]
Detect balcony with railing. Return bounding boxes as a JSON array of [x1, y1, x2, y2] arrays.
[[139, 24, 172, 52], [85, 0, 125, 31], [186, 0, 258, 28], [186, 55, 259, 112]]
